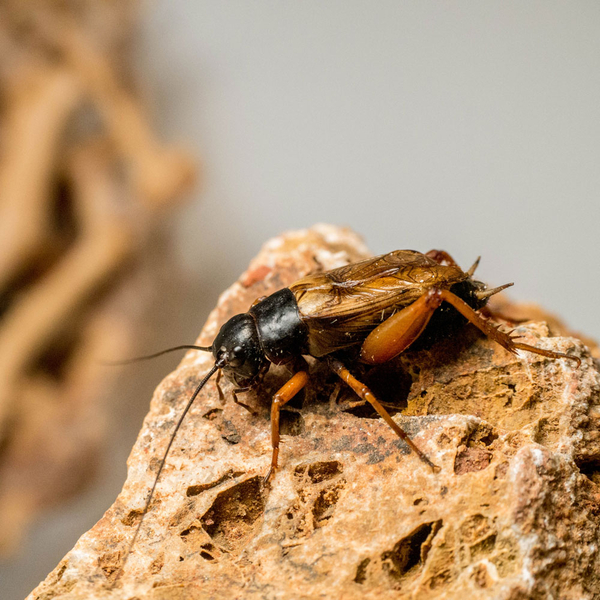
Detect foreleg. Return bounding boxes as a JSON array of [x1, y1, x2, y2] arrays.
[[264, 370, 309, 482]]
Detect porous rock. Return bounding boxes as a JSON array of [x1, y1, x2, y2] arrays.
[[29, 225, 600, 600]]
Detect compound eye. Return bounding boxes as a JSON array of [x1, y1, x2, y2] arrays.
[[228, 345, 245, 368]]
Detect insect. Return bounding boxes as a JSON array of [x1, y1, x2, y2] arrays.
[[117, 248, 579, 578]]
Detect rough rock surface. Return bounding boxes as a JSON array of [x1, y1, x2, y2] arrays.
[[29, 225, 600, 600]]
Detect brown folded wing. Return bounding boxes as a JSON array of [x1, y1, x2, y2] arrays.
[[290, 250, 466, 357]]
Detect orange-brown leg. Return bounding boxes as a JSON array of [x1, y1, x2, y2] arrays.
[[361, 287, 579, 367], [360, 289, 444, 364], [436, 289, 581, 366], [264, 370, 309, 483], [328, 357, 440, 473]]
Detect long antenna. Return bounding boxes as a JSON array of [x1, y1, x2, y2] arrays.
[[103, 345, 213, 366], [114, 360, 222, 583]]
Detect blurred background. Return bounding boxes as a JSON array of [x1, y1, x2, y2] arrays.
[[2, 2, 599, 598]]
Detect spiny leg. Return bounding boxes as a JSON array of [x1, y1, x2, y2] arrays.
[[436, 289, 581, 366], [360, 286, 579, 367], [264, 370, 309, 483], [328, 357, 440, 473]]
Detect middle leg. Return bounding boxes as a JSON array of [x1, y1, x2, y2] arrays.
[[329, 357, 440, 473]]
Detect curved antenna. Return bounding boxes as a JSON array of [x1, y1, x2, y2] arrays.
[[103, 345, 213, 366], [114, 360, 222, 583]]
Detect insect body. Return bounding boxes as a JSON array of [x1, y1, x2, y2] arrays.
[[118, 249, 579, 577]]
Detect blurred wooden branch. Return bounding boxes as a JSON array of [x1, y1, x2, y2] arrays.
[[0, 0, 197, 555]]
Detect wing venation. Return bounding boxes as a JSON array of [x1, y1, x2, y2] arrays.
[[289, 250, 466, 356]]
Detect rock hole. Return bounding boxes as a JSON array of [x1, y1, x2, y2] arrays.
[[179, 523, 209, 556], [340, 362, 412, 418], [180, 524, 201, 538], [280, 410, 305, 436], [463, 423, 498, 448], [282, 463, 346, 541], [312, 481, 345, 528], [294, 460, 343, 484], [478, 431, 498, 447], [121, 508, 144, 527], [199, 543, 218, 561], [576, 458, 600, 485], [425, 569, 452, 590], [286, 388, 305, 410], [54, 561, 67, 582], [363, 362, 412, 409], [149, 554, 164, 574], [381, 520, 443, 581], [97, 551, 122, 583], [354, 558, 371, 584], [200, 476, 265, 552], [490, 535, 520, 577], [180, 524, 221, 559]]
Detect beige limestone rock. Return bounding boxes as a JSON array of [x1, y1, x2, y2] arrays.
[[28, 225, 600, 600]]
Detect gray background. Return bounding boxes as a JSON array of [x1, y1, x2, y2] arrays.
[[7, 2, 600, 598], [141, 0, 600, 339]]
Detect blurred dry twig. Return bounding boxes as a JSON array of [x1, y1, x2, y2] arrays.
[[0, 0, 197, 554]]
